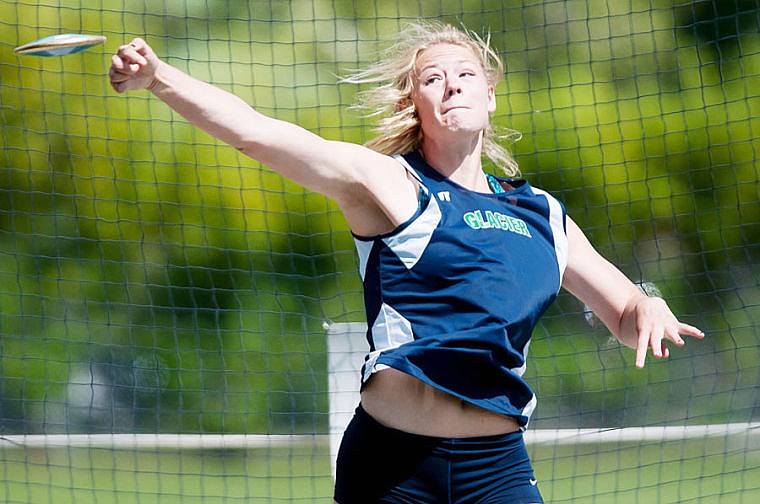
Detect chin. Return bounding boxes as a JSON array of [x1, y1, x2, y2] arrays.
[[442, 114, 487, 131], [443, 121, 483, 134]]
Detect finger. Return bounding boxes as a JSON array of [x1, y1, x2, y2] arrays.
[[108, 59, 130, 92], [635, 331, 649, 368], [663, 340, 672, 357], [664, 325, 685, 347], [110, 78, 127, 93], [650, 339, 663, 360], [678, 323, 705, 339], [108, 67, 125, 93], [127, 38, 151, 59], [130, 37, 148, 50], [110, 78, 126, 94], [116, 44, 148, 68], [110, 53, 143, 79], [110, 53, 126, 72], [108, 65, 127, 83], [649, 324, 664, 360]]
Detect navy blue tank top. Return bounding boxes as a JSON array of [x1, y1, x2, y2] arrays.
[[353, 151, 568, 427]]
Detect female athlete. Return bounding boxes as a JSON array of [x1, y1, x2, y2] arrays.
[[110, 21, 703, 504]]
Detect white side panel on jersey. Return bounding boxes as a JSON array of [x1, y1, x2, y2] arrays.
[[530, 187, 569, 282], [520, 394, 538, 429], [353, 239, 374, 280], [363, 302, 414, 381], [382, 195, 441, 270], [371, 301, 414, 350], [511, 339, 530, 377]]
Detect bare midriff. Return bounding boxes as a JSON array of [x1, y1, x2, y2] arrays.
[[360, 367, 520, 438]]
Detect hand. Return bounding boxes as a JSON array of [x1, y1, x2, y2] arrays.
[[629, 296, 704, 368], [109, 38, 162, 93]]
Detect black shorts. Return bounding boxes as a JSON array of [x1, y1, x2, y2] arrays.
[[334, 405, 544, 504]]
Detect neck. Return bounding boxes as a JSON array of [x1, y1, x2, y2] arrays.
[[419, 132, 489, 192]]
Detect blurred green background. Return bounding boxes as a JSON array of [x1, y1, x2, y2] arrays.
[[0, 0, 757, 440], [1, 1, 759, 502]]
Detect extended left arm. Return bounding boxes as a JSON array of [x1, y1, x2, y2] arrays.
[[561, 217, 704, 368]]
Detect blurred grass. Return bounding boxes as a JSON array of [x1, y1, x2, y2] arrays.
[[531, 436, 760, 504], [0, 436, 757, 503], [0, 444, 334, 504]]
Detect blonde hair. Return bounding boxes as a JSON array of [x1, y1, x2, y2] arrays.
[[343, 21, 521, 177]]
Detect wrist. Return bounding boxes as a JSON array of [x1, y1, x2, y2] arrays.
[[146, 61, 172, 94]]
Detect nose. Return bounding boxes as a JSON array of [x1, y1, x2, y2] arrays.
[[446, 76, 463, 97], [446, 82, 462, 97]]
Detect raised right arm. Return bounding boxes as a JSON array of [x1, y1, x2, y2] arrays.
[[108, 38, 418, 236]]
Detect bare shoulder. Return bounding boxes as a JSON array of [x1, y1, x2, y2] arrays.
[[331, 145, 420, 237]]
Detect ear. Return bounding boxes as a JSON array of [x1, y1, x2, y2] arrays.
[[487, 84, 496, 113]]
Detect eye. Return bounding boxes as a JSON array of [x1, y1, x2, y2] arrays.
[[424, 75, 442, 85]]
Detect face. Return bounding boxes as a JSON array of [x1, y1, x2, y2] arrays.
[[411, 43, 496, 141]]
